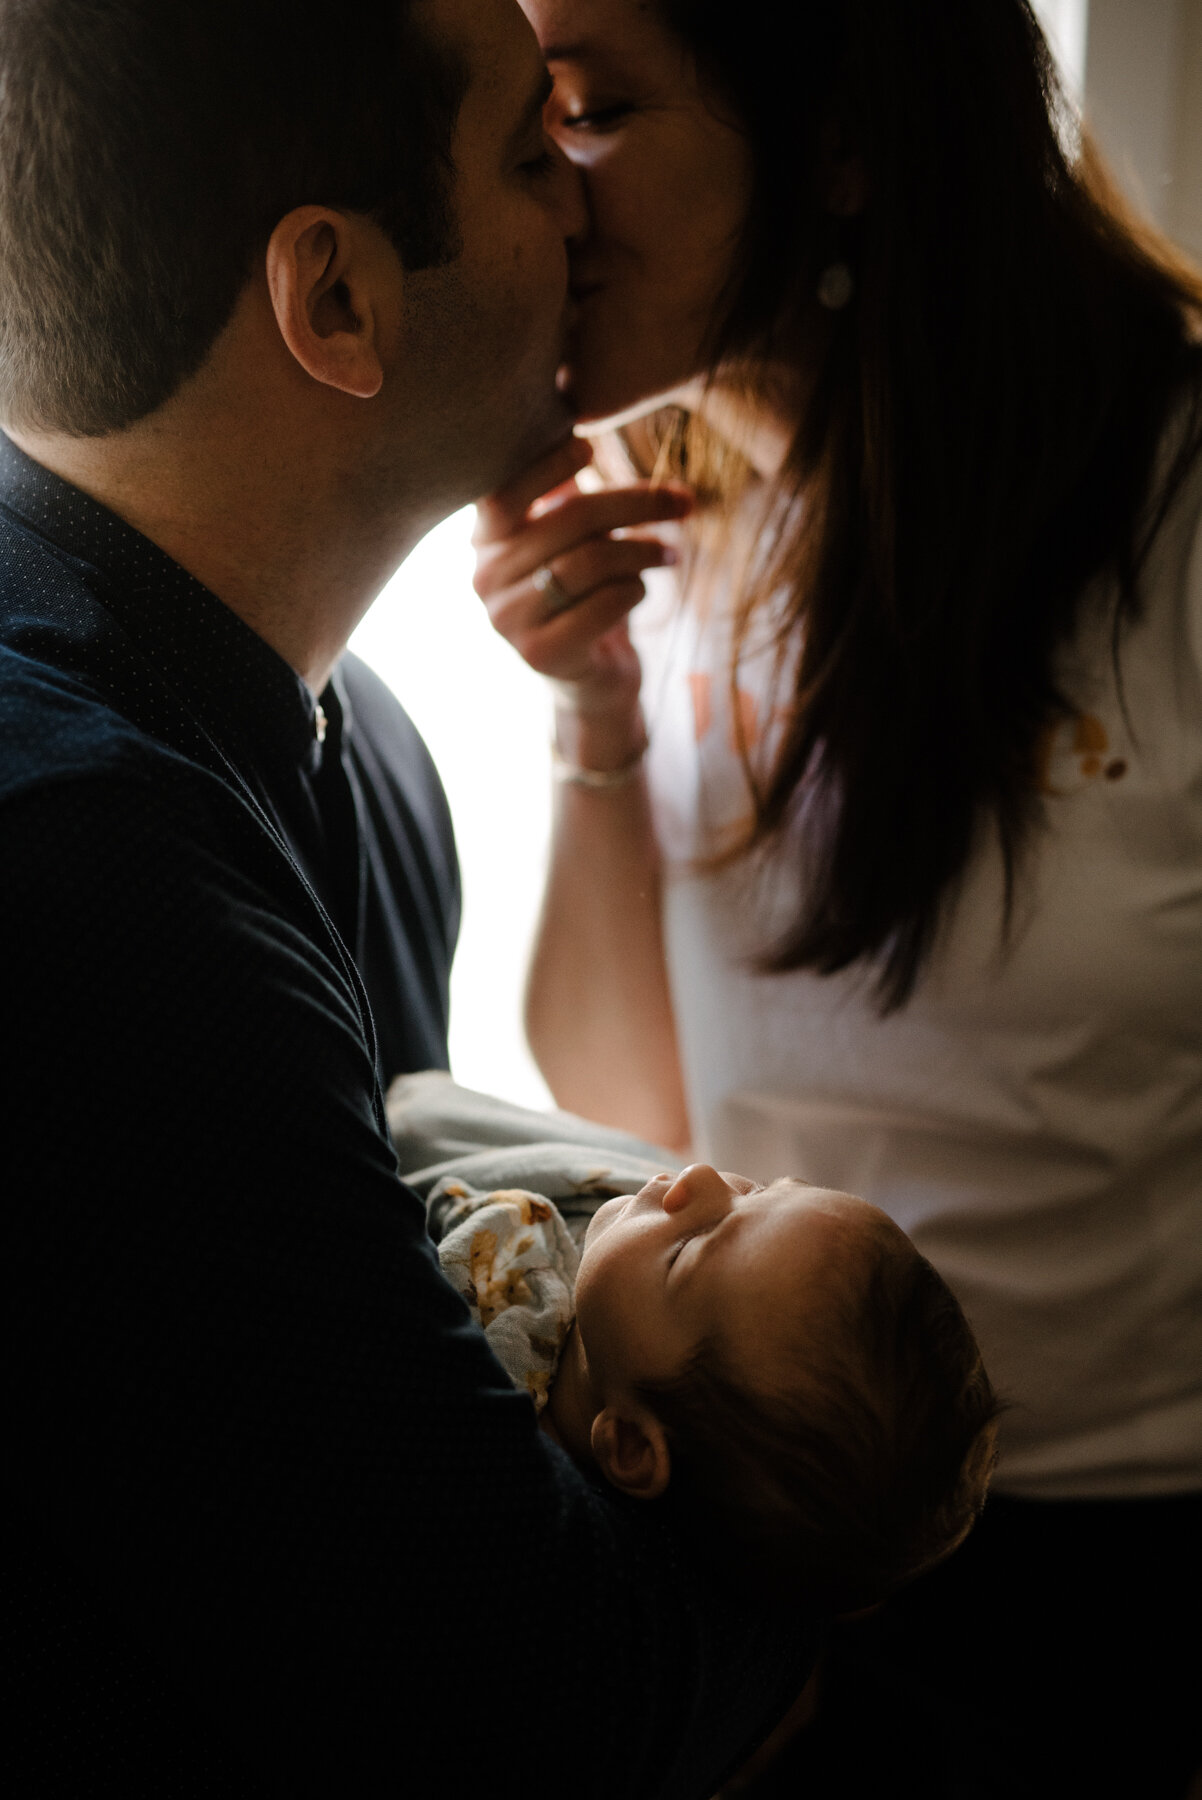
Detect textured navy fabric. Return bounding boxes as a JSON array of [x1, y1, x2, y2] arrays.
[[0, 429, 459, 1084], [0, 436, 816, 1796]]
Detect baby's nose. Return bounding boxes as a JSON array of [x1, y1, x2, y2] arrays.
[[661, 1163, 733, 1215]]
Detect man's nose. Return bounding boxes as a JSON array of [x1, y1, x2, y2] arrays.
[[661, 1164, 732, 1216]]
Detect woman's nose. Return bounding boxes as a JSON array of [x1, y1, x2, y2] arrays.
[[548, 137, 588, 244], [661, 1164, 733, 1216]]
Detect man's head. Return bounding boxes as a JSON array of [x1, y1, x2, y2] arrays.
[[0, 0, 459, 433], [568, 1166, 1000, 1611], [0, 0, 582, 513]]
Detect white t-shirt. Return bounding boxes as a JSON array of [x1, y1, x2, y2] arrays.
[[633, 451, 1202, 1499]]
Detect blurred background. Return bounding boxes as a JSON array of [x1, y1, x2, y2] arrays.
[[350, 0, 1202, 1111]]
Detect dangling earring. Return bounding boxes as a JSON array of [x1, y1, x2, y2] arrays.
[[816, 260, 855, 310]]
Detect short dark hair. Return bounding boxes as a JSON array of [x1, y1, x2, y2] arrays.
[[0, 0, 467, 435], [640, 1225, 1001, 1613]]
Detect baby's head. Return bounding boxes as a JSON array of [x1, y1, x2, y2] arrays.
[[548, 1164, 1000, 1613]]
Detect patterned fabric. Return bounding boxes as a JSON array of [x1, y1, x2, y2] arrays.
[[389, 1067, 680, 1246], [437, 1188, 581, 1412]]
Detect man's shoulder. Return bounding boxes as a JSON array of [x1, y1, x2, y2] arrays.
[[0, 621, 318, 980], [0, 507, 181, 801], [0, 632, 206, 813]]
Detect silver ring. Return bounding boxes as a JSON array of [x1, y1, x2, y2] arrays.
[[532, 563, 575, 615]]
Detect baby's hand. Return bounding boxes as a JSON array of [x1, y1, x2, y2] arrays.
[[473, 437, 692, 722]]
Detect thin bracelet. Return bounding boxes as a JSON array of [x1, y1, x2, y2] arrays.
[[551, 735, 649, 789]]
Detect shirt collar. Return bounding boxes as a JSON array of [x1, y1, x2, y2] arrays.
[[0, 431, 334, 776]]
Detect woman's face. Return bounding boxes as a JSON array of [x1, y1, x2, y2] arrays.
[[519, 0, 755, 426]]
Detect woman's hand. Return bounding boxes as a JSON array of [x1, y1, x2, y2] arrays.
[[475, 437, 692, 1148], [472, 437, 692, 738]]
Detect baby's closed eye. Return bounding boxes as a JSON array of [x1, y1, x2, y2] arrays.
[[668, 1229, 707, 1266]]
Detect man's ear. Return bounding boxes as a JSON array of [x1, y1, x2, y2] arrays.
[[265, 205, 390, 399], [590, 1405, 672, 1501]]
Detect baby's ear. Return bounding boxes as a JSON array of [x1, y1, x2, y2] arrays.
[[591, 1405, 671, 1501]]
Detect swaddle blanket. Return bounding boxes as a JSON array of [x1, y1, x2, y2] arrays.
[[436, 1188, 580, 1413], [387, 1069, 682, 1250], [390, 1071, 683, 1410]]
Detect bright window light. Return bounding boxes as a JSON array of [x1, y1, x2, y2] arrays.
[[1032, 0, 1088, 100], [351, 507, 555, 1111]]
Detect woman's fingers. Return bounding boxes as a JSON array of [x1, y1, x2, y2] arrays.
[[475, 482, 692, 597], [474, 436, 593, 542], [473, 438, 693, 694], [478, 540, 665, 655], [527, 533, 677, 615], [481, 533, 674, 651], [482, 530, 669, 662], [485, 572, 650, 682]]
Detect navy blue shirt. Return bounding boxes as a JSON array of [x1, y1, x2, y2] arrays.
[[0, 432, 459, 1085], [0, 436, 816, 1795]]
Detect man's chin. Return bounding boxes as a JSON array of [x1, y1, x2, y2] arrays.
[[493, 398, 578, 490]]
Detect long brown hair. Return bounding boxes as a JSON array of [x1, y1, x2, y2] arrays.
[[636, 0, 1202, 1007]]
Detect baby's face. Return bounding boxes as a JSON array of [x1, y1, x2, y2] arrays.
[[574, 1165, 881, 1400]]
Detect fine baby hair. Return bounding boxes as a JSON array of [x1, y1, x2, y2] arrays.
[[639, 1218, 1001, 1614]]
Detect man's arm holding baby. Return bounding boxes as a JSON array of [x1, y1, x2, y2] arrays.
[[5, 775, 816, 1800]]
